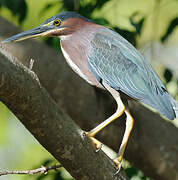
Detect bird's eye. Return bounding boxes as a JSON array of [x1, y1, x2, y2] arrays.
[[53, 19, 61, 26]]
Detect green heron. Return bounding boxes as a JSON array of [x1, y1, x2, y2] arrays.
[[2, 11, 178, 171]]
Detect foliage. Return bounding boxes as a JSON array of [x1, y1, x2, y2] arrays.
[[161, 17, 178, 42], [42, 0, 145, 47], [0, 0, 27, 23], [0, 0, 178, 180], [125, 167, 150, 180], [41, 0, 178, 88], [164, 68, 173, 83], [35, 159, 73, 180]]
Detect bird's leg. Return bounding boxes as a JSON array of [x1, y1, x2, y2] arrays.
[[87, 98, 125, 137], [87, 82, 125, 151], [88, 137, 103, 151], [113, 109, 134, 171], [86, 99, 125, 150]]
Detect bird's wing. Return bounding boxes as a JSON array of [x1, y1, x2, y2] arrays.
[[87, 28, 176, 119]]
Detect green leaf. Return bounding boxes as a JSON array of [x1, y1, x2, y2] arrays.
[[129, 12, 145, 35], [40, 2, 59, 15], [113, 27, 137, 47], [0, 102, 8, 143], [95, 0, 110, 9], [0, 0, 27, 23], [54, 171, 66, 180], [93, 17, 109, 26], [161, 17, 178, 42], [164, 68, 173, 83], [62, 0, 75, 11], [125, 167, 138, 178]]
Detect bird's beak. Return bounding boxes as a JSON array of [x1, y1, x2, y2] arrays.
[[1, 25, 54, 44]]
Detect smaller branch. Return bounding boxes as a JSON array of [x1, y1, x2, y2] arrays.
[[29, 58, 34, 70], [0, 164, 62, 176]]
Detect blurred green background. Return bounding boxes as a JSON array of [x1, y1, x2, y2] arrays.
[[0, 0, 178, 179]]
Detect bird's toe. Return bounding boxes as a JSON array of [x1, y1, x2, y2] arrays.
[[113, 158, 122, 175], [86, 135, 102, 152]]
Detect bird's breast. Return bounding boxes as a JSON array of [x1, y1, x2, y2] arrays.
[[60, 40, 102, 88]]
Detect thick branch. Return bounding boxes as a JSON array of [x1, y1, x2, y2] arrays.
[[0, 45, 129, 180], [0, 17, 178, 180]]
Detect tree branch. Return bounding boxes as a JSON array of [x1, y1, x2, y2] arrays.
[[0, 45, 129, 180], [0, 164, 62, 176], [0, 17, 178, 180]]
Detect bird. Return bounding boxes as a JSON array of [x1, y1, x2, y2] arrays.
[[2, 11, 178, 171]]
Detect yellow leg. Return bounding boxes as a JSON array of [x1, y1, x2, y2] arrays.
[[89, 137, 102, 151], [86, 82, 133, 172], [87, 82, 125, 150], [113, 109, 134, 169], [87, 96, 125, 137]]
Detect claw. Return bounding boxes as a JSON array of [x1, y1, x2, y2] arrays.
[[95, 143, 102, 152], [85, 132, 103, 152], [88, 136, 102, 151], [113, 158, 122, 175]]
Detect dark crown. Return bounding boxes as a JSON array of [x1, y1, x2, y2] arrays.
[[42, 11, 92, 25]]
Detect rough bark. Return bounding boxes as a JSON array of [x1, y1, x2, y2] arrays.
[[0, 16, 178, 180], [0, 45, 129, 180]]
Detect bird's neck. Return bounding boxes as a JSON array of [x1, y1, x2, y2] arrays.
[[59, 24, 103, 88], [60, 24, 98, 41]]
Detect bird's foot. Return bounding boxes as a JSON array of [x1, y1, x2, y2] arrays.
[[90, 137, 102, 152], [113, 157, 122, 175], [86, 133, 102, 152]]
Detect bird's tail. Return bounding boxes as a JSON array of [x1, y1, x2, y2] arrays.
[[141, 91, 178, 120]]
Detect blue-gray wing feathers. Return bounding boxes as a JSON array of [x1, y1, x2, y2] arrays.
[[87, 28, 178, 120]]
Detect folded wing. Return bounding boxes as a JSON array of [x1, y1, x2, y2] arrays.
[[87, 28, 177, 120]]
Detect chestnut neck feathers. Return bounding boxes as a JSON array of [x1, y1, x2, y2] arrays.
[[59, 20, 102, 88]]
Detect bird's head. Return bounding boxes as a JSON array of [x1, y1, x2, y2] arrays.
[[1, 11, 92, 43]]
